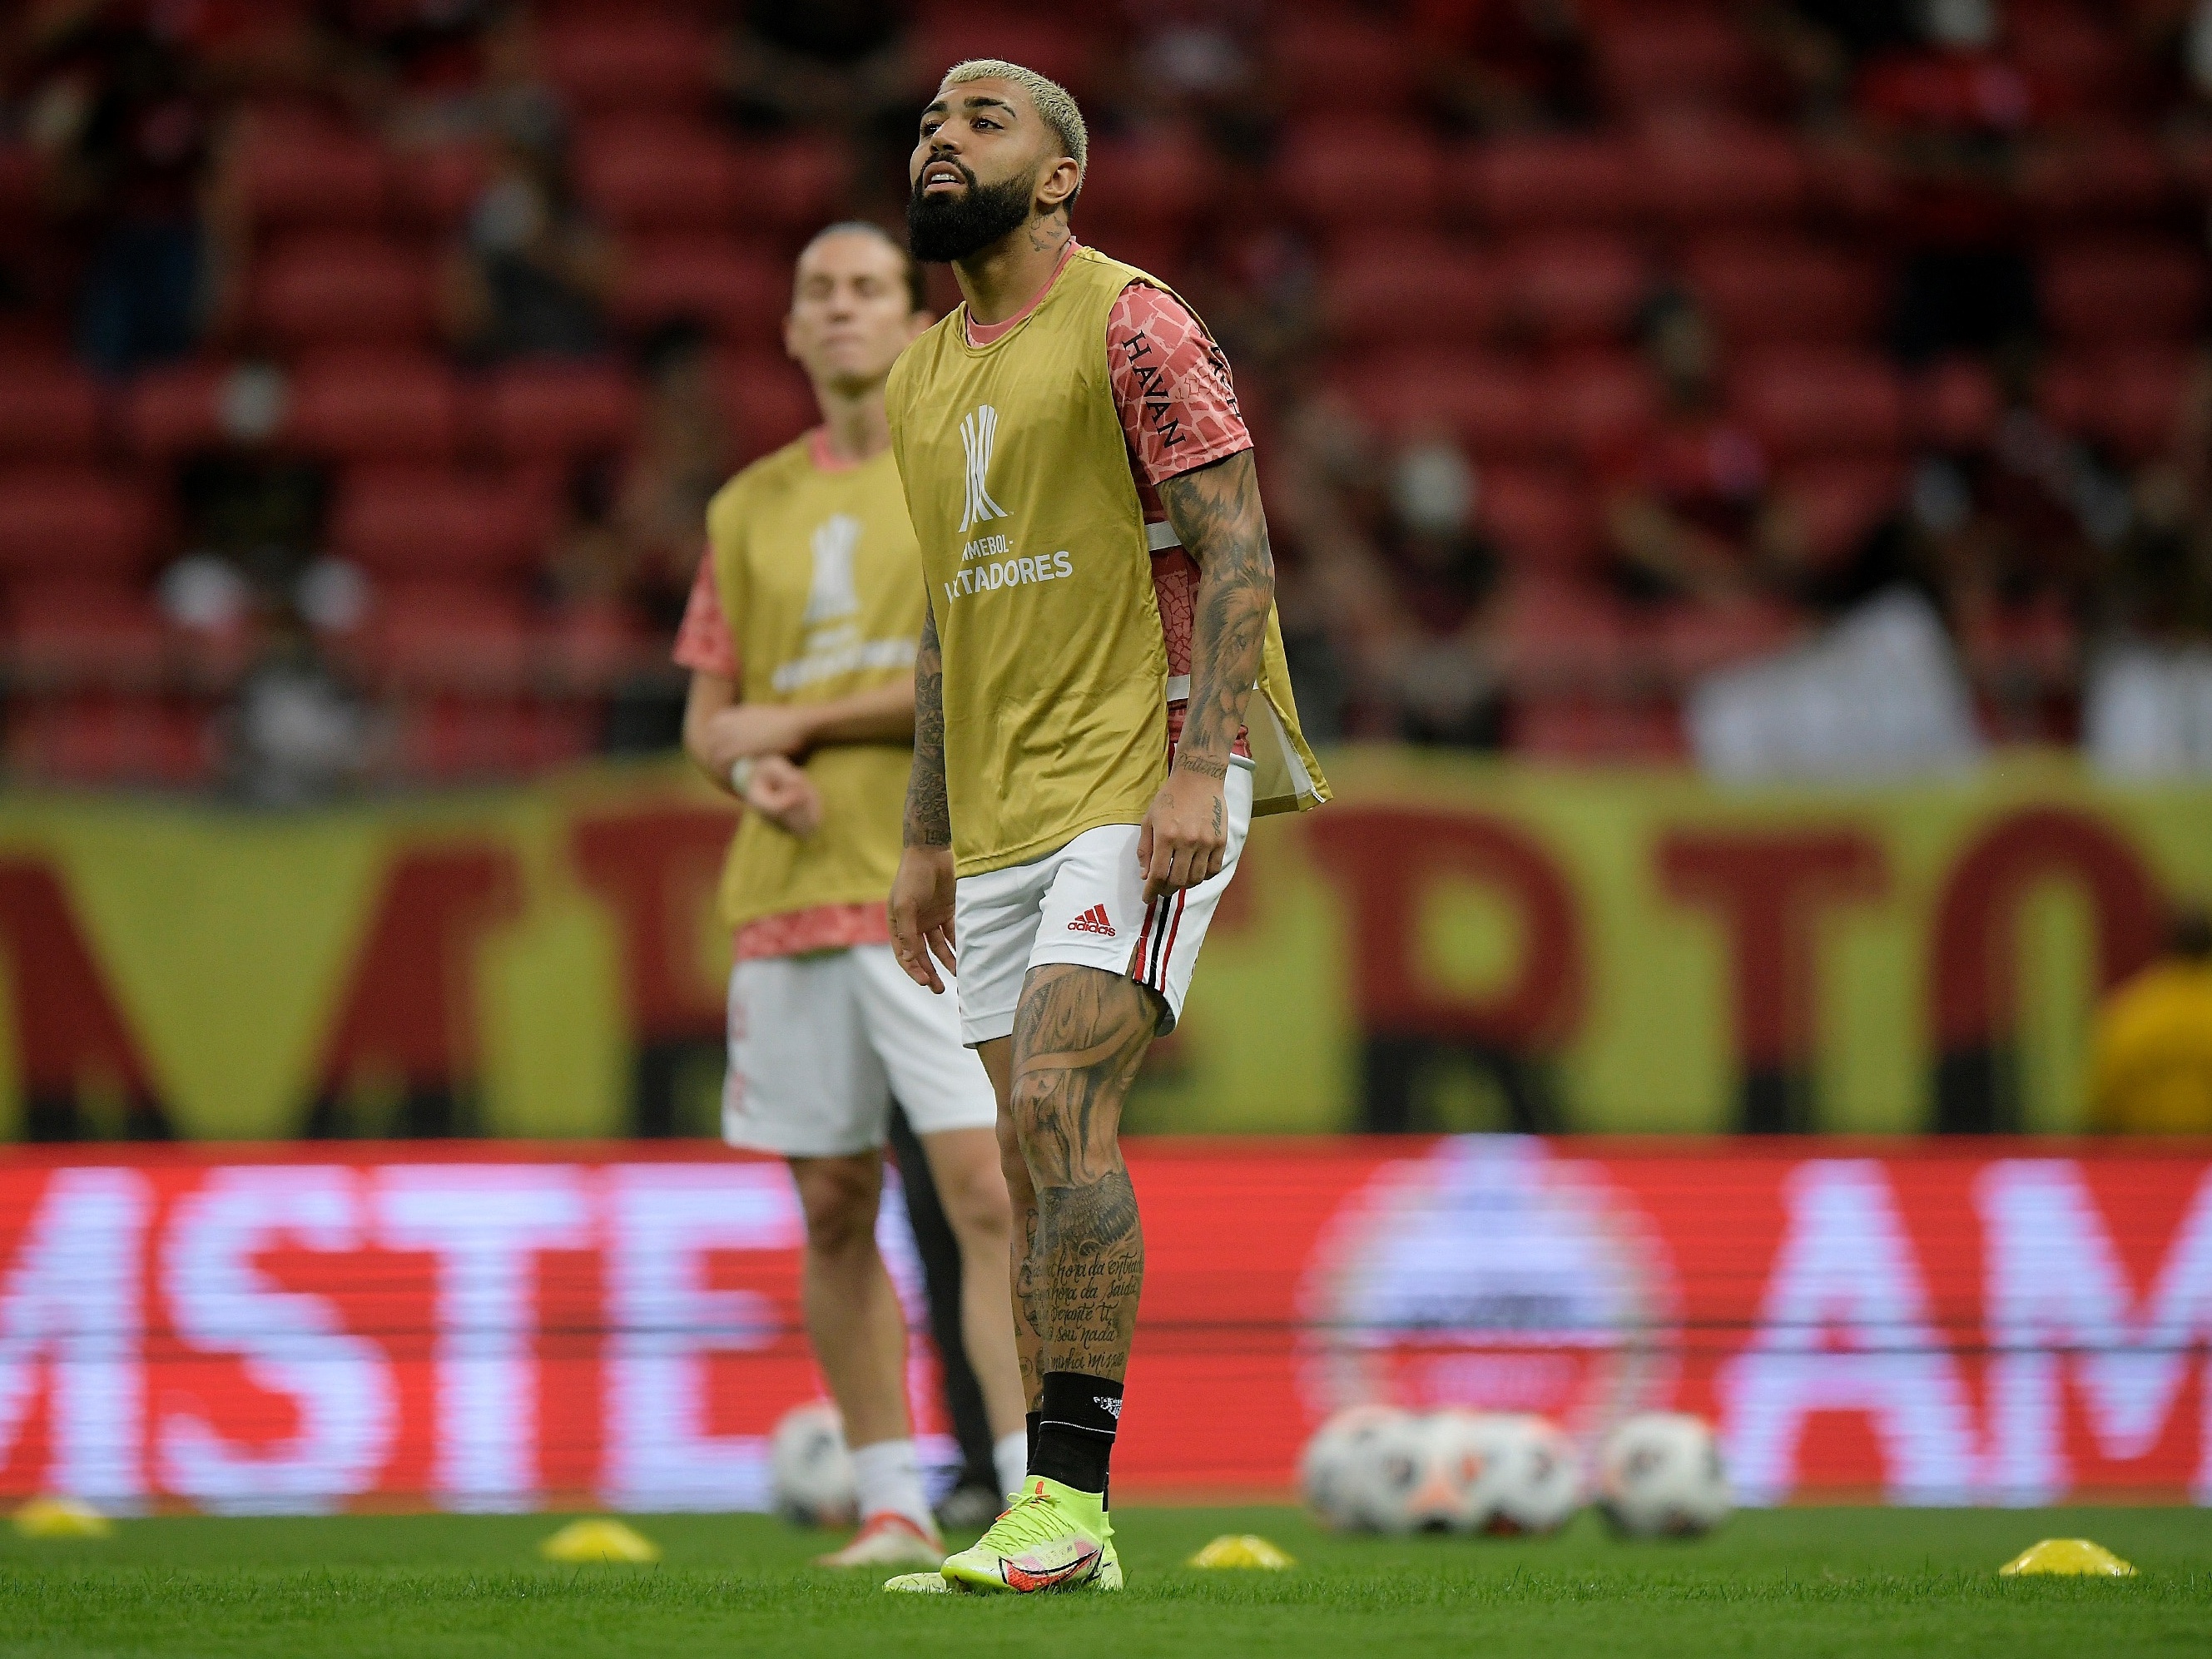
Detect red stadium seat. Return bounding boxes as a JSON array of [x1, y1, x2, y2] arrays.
[[1730, 348, 1905, 458], [330, 468, 553, 579], [1510, 696, 1685, 761], [543, 598, 653, 691], [119, 362, 228, 460], [538, 15, 716, 111], [1543, 349, 1659, 458], [0, 357, 102, 460], [1639, 117, 1811, 226], [1910, 356, 2003, 450], [577, 119, 743, 232], [715, 351, 821, 462], [2019, 128, 2173, 225], [1447, 136, 1642, 231], [1653, 598, 1804, 682], [394, 696, 594, 780], [1322, 241, 1505, 349], [1476, 467, 1600, 572], [1779, 458, 1905, 567], [1683, 236, 1883, 346], [1272, 14, 1417, 111], [2042, 240, 2208, 344], [1338, 352, 1549, 459], [5, 696, 216, 785], [0, 470, 156, 580], [288, 349, 469, 463], [1495, 577, 1643, 693], [1275, 126, 1444, 228], [252, 233, 435, 348], [1075, 131, 1217, 236], [360, 582, 533, 690], [1593, 12, 1761, 116], [2008, 0, 2130, 117], [482, 362, 642, 463], [1502, 233, 1649, 344], [910, 17, 1099, 96], [0, 142, 35, 224], [4, 582, 169, 687], [233, 112, 390, 227], [394, 141, 491, 231], [615, 238, 789, 341], [2041, 346, 2194, 461]]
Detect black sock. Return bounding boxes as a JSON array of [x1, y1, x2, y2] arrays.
[[1032, 1372, 1121, 1495], [1025, 1410, 1040, 1475]]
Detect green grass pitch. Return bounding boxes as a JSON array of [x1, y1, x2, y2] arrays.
[[1, 1504, 2206, 1657]]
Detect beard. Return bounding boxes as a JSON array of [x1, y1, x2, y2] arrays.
[[907, 162, 1036, 263]]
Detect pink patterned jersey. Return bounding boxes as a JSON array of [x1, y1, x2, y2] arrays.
[[672, 549, 737, 677]]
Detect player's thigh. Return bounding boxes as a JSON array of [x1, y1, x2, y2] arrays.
[[849, 943, 997, 1141], [911, 1126, 1012, 1238], [951, 855, 1056, 1047], [723, 952, 890, 1159], [1133, 761, 1255, 1034]]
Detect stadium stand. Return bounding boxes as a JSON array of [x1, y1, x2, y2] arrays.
[[2, 0, 2209, 784]]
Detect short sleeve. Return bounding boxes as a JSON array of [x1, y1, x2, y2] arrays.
[[671, 547, 740, 677], [1108, 284, 1253, 488]]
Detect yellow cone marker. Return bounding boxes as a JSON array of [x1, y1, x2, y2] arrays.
[[1188, 1533, 1294, 1569], [1998, 1538, 2136, 1577], [12, 1498, 112, 1540], [539, 1518, 661, 1563]]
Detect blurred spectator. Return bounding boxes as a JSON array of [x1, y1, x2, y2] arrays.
[[226, 613, 375, 805], [314, 0, 506, 134], [613, 320, 733, 629], [1121, 0, 1276, 161], [1377, 435, 1505, 746], [1758, 0, 1918, 121], [1415, 0, 1596, 132], [2089, 903, 2212, 1132], [720, 0, 907, 145], [1852, 0, 2041, 362], [1602, 293, 1795, 607], [442, 120, 611, 361], [22, 2, 220, 376]]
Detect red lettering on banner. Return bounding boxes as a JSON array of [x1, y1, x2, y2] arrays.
[[1305, 809, 1584, 1046], [315, 849, 523, 1096], [570, 811, 732, 1044], [1932, 809, 2165, 1050], [1658, 833, 1889, 1072], [0, 863, 166, 1137]]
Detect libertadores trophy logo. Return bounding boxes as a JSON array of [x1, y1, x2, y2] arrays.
[[959, 404, 1009, 532], [1297, 1137, 1679, 1450]]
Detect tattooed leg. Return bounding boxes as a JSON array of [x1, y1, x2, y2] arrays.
[[1006, 963, 1158, 1382], [975, 1037, 1044, 1410]]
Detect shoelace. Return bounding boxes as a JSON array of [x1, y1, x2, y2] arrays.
[[975, 1491, 1074, 1555]]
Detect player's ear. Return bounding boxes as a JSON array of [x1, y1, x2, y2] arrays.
[[781, 307, 801, 366], [1036, 156, 1080, 218]]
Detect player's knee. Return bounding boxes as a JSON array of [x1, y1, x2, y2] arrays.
[[941, 1155, 1013, 1241], [792, 1160, 880, 1256]]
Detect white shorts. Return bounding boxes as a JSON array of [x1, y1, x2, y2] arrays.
[[722, 943, 998, 1158], [953, 759, 1253, 1046]]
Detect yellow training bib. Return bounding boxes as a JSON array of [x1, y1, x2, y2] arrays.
[[886, 245, 1326, 877], [706, 436, 920, 930]]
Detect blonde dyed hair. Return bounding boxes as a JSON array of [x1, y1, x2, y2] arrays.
[[939, 58, 1088, 208]]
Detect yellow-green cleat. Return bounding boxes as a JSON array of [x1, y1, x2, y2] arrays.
[[937, 1477, 1115, 1594]]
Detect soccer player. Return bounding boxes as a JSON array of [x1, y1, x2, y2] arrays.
[[675, 222, 1030, 1570], [881, 61, 1329, 1593]]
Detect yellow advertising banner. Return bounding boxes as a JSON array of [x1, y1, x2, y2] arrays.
[[0, 750, 2206, 1141]]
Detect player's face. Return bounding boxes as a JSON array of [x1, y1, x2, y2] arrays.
[[908, 79, 1072, 260], [783, 232, 925, 393]]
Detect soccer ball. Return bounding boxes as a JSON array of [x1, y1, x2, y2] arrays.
[[1480, 1414, 1583, 1536], [1349, 1410, 1463, 1535], [1417, 1409, 1508, 1533], [1298, 1405, 1405, 1531], [770, 1400, 856, 1528], [1597, 1412, 1731, 1538]]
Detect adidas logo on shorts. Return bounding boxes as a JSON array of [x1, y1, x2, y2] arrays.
[[1067, 904, 1116, 938]]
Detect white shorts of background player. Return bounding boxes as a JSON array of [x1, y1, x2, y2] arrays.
[[722, 943, 998, 1157], [952, 756, 1255, 1047]]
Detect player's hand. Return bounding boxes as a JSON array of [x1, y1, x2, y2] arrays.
[[711, 703, 816, 760], [1138, 761, 1228, 904], [743, 755, 821, 839], [889, 845, 958, 993]]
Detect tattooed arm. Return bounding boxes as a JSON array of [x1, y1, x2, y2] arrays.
[[889, 597, 959, 993], [1138, 448, 1274, 901]]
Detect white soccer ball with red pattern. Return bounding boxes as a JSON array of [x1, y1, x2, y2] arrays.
[[1480, 1414, 1583, 1536], [1298, 1404, 1406, 1531], [1598, 1412, 1731, 1538], [771, 1400, 856, 1528]]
